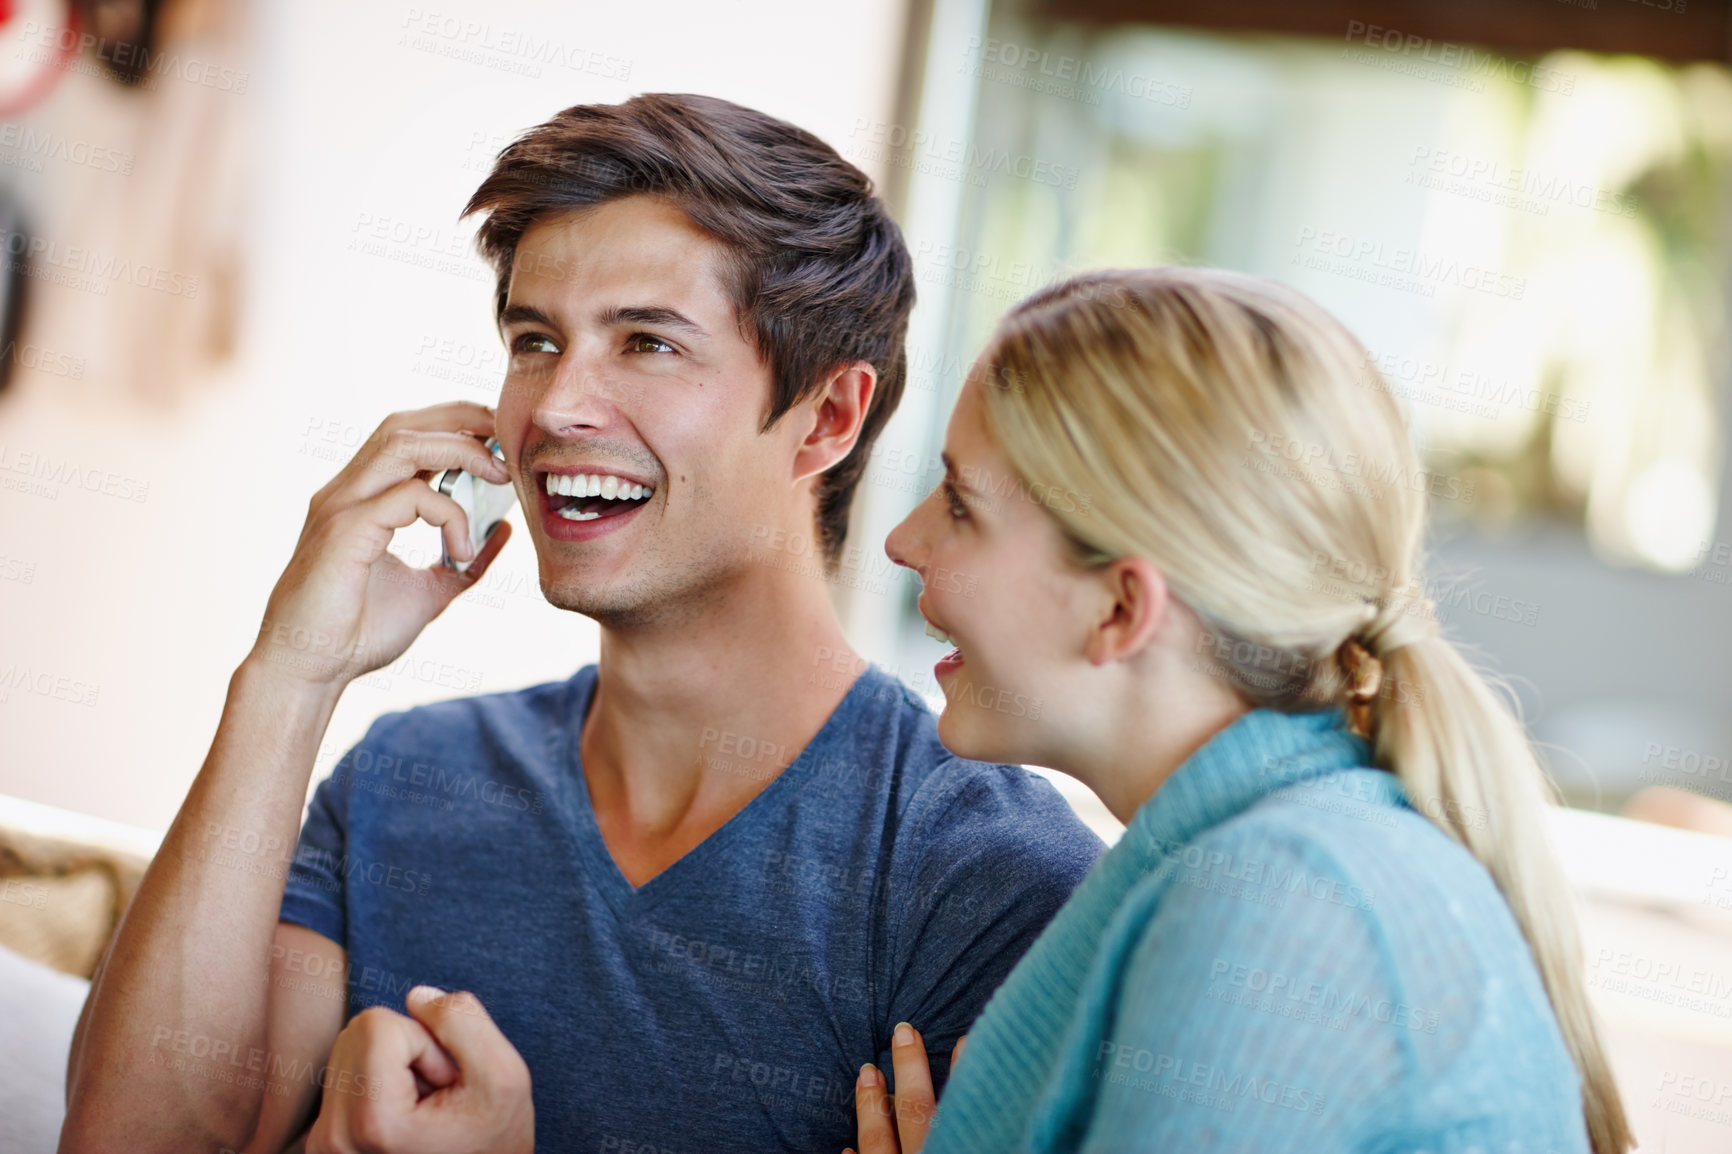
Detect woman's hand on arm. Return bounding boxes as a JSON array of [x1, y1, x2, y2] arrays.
[[845, 1027, 966, 1154]]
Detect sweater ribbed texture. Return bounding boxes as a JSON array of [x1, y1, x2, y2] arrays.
[[923, 707, 1589, 1154]]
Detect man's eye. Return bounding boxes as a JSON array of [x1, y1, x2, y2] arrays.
[[625, 333, 676, 355], [512, 333, 559, 355]]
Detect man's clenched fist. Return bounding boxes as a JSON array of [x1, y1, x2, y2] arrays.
[[306, 985, 534, 1154]]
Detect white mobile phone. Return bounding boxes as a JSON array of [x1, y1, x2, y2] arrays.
[[434, 436, 516, 572]]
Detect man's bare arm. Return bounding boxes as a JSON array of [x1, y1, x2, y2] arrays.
[[60, 402, 510, 1154], [61, 663, 344, 1153], [243, 924, 351, 1154]]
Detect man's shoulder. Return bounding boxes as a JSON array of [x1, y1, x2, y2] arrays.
[[908, 754, 1105, 861], [847, 668, 1103, 861], [847, 668, 1029, 792]]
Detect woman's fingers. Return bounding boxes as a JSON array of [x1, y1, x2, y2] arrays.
[[891, 1022, 936, 1152], [855, 1023, 946, 1154], [855, 1062, 899, 1154], [952, 1033, 968, 1070]]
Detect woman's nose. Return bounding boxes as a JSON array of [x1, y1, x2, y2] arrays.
[[884, 502, 926, 577]]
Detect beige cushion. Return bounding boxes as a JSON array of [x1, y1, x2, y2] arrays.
[[0, 826, 148, 979]]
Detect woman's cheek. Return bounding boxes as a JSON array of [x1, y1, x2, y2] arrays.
[[928, 542, 984, 614]]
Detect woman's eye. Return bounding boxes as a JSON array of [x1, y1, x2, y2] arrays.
[[625, 333, 676, 355], [942, 483, 969, 520], [512, 333, 559, 355]]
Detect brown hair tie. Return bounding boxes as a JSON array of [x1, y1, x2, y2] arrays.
[[1337, 637, 1383, 741]]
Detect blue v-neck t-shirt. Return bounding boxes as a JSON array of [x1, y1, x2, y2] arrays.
[[278, 664, 1104, 1152]]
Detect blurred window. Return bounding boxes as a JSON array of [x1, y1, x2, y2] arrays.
[[894, 17, 1732, 574]]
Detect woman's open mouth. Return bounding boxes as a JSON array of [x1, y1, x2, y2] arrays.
[[925, 618, 965, 672]]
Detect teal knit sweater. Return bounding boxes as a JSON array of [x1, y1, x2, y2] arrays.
[[923, 707, 1590, 1153]]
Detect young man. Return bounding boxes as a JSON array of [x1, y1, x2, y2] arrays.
[[61, 94, 1102, 1154]]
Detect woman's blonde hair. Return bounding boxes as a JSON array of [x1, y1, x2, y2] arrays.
[[976, 267, 1630, 1153]]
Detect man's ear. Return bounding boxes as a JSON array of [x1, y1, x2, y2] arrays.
[[791, 361, 877, 483], [1084, 557, 1170, 666]]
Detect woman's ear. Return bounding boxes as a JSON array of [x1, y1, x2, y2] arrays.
[[1084, 557, 1170, 666]]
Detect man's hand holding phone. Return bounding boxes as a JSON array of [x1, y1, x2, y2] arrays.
[[249, 401, 514, 692]]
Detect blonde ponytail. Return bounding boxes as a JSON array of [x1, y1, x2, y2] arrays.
[[976, 267, 1632, 1153], [1374, 637, 1628, 1154]]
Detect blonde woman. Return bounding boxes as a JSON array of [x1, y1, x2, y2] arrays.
[[850, 269, 1630, 1153]]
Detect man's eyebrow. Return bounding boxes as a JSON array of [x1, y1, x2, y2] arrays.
[[599, 305, 708, 337], [499, 303, 557, 329]]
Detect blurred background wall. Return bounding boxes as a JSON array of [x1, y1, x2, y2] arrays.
[[0, 0, 910, 830]]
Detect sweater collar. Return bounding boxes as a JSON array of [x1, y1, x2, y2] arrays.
[[1123, 706, 1388, 858]]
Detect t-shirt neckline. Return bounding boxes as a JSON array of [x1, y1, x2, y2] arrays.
[[560, 662, 887, 914]]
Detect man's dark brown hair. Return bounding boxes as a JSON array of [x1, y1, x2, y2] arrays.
[[463, 92, 916, 567]]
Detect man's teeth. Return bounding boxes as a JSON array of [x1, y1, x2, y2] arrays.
[[543, 473, 652, 500], [924, 620, 957, 647]]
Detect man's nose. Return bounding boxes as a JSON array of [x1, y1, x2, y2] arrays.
[[533, 356, 613, 434]]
